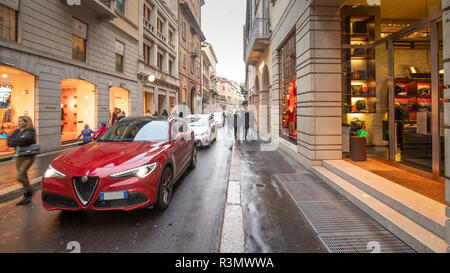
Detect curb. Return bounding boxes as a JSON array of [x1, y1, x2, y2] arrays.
[[0, 177, 43, 204]]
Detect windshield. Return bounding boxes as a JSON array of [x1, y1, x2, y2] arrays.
[[188, 116, 209, 127], [98, 120, 169, 142]]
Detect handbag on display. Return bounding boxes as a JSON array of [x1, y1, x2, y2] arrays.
[[355, 100, 367, 112], [17, 144, 40, 157], [352, 21, 368, 34], [394, 84, 406, 95], [351, 85, 363, 96], [418, 87, 430, 97], [352, 70, 366, 80]]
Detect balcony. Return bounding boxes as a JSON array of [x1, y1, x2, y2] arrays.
[[143, 18, 155, 34], [244, 17, 270, 65], [190, 42, 200, 58], [84, 0, 117, 20]]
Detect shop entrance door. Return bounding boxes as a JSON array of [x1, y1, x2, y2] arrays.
[[387, 18, 443, 178]]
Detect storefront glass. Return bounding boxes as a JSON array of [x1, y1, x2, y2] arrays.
[[110, 87, 129, 123], [341, 0, 444, 177], [279, 32, 297, 143], [61, 79, 96, 143], [0, 65, 35, 156]]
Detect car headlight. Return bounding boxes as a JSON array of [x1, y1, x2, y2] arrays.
[[109, 163, 157, 179], [44, 165, 66, 179]]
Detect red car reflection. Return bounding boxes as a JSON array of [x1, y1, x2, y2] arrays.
[[41, 117, 197, 211]]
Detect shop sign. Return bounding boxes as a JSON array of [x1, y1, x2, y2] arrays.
[[73, 18, 87, 40], [0, 0, 20, 10]]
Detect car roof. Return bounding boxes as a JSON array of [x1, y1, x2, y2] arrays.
[[118, 116, 175, 123]]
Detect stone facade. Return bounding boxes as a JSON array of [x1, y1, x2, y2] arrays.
[[138, 0, 179, 116], [0, 0, 139, 153], [269, 0, 342, 168]]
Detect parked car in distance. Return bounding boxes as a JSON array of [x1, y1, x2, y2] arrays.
[[212, 112, 224, 127], [41, 117, 196, 212], [186, 114, 216, 148]]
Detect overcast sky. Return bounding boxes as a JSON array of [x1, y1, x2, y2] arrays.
[[201, 0, 246, 84]]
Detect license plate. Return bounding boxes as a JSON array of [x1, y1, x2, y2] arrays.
[[100, 191, 128, 201]]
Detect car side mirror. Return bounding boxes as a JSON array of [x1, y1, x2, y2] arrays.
[[173, 133, 185, 141]]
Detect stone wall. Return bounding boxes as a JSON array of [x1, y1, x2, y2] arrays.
[[442, 0, 450, 253]]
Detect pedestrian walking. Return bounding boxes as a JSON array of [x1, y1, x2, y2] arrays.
[[145, 109, 152, 117], [7, 116, 39, 206], [117, 111, 126, 122], [244, 110, 250, 142], [233, 110, 241, 140], [77, 124, 95, 144], [93, 122, 108, 140], [111, 107, 119, 126], [153, 111, 158, 117], [162, 109, 169, 117]]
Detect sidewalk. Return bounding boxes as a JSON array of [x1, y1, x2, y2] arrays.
[[236, 139, 415, 253], [0, 145, 77, 203]]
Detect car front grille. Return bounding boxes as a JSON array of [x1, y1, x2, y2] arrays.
[[43, 192, 79, 209], [72, 176, 99, 205], [93, 192, 148, 209]]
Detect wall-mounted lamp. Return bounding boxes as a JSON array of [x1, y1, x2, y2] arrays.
[[22, 90, 29, 95], [148, 75, 155, 83]]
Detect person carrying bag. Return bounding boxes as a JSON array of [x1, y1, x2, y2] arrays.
[[7, 116, 39, 206]]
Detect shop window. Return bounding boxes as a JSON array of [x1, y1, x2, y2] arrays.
[[115, 40, 124, 73], [61, 79, 96, 143], [279, 33, 297, 143], [0, 66, 35, 156], [72, 18, 87, 62], [0, 4, 17, 42]]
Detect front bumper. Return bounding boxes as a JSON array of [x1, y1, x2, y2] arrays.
[[41, 171, 160, 211], [194, 135, 209, 146]]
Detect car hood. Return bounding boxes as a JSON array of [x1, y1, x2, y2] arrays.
[[191, 126, 208, 135], [54, 142, 168, 170]]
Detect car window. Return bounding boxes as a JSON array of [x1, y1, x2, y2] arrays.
[[98, 120, 169, 142], [171, 120, 181, 140]]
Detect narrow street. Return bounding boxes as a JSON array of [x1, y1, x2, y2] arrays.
[[0, 129, 232, 253]]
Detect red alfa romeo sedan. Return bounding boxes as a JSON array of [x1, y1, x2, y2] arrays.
[[41, 117, 197, 211]]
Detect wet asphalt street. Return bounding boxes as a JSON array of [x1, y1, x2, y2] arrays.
[[0, 129, 232, 253], [0, 127, 331, 253]]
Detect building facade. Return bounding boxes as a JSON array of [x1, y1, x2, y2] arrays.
[[244, 0, 272, 140], [215, 76, 242, 111], [201, 41, 218, 113], [178, 0, 205, 115], [138, 0, 179, 116], [246, 0, 450, 252], [0, 0, 139, 156]]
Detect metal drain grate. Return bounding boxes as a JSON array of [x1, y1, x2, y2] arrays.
[[273, 173, 320, 184], [297, 200, 386, 234], [319, 232, 415, 253]]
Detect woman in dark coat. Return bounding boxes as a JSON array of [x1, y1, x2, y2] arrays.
[[7, 116, 37, 205]]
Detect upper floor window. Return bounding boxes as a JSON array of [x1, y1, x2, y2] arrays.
[[143, 4, 151, 21], [0, 3, 17, 42], [182, 21, 187, 41], [72, 18, 87, 62], [144, 43, 151, 65], [116, 0, 125, 15], [157, 17, 163, 33], [157, 52, 163, 71], [115, 40, 125, 73]]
